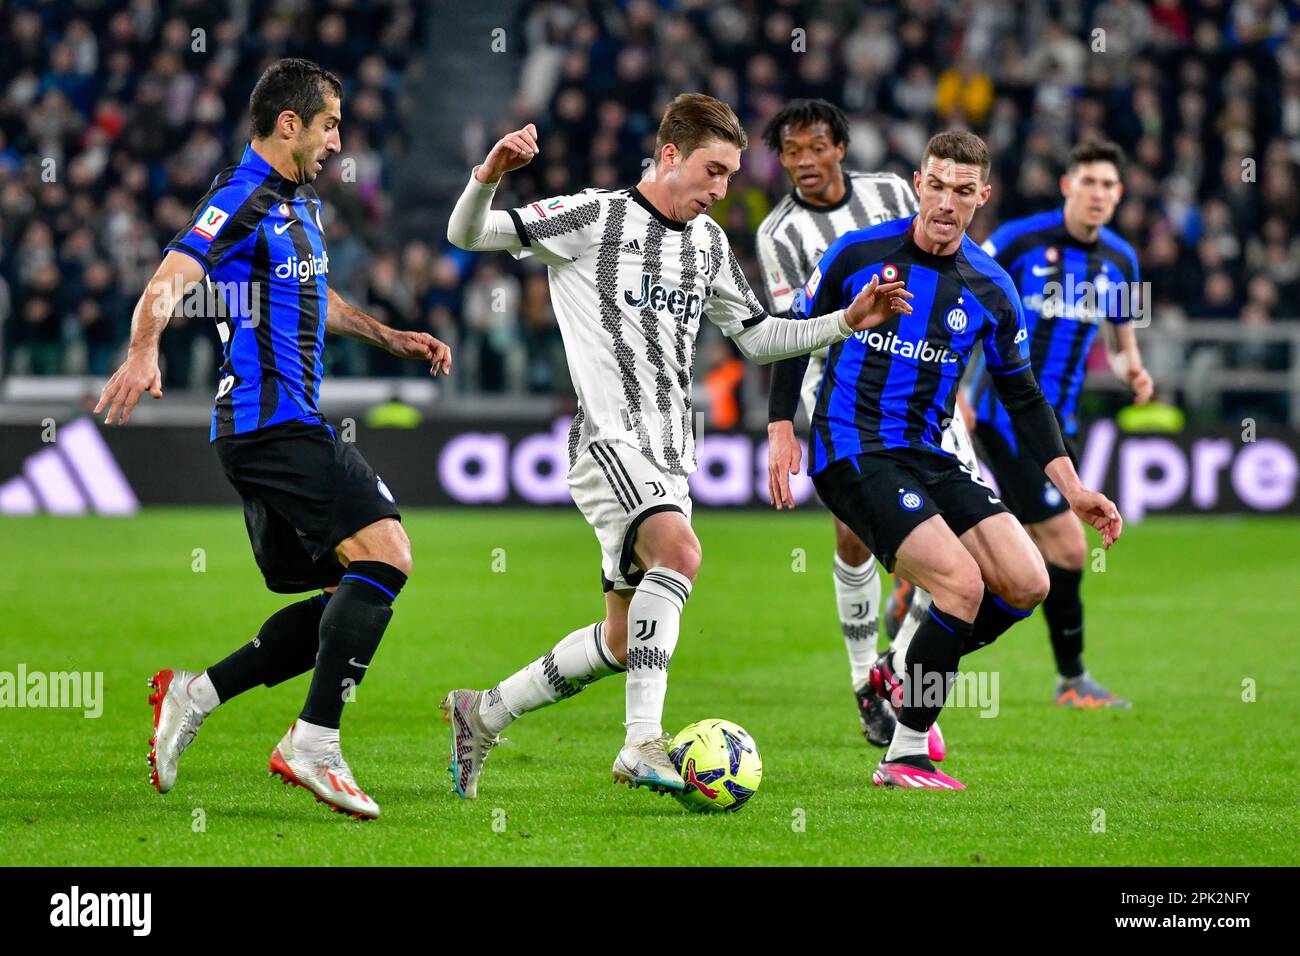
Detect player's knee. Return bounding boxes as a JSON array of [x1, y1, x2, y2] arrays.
[[1053, 527, 1089, 571], [660, 543, 701, 582], [603, 614, 628, 663], [367, 531, 413, 577], [647, 535, 701, 582], [1005, 564, 1050, 611], [937, 565, 984, 619], [835, 528, 871, 566]]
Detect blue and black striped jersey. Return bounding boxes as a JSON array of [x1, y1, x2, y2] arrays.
[[791, 215, 1030, 475], [970, 207, 1140, 444], [166, 144, 331, 441]]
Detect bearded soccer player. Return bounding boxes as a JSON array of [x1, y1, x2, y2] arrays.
[[759, 99, 975, 761], [95, 59, 452, 820], [770, 131, 1123, 790], [442, 93, 910, 800], [968, 140, 1151, 708]]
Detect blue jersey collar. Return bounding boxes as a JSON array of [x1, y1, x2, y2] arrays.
[[238, 143, 298, 198]]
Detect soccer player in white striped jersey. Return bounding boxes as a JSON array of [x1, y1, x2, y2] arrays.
[[759, 100, 973, 761], [441, 93, 913, 799]]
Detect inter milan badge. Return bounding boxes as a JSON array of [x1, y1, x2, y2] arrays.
[[376, 478, 395, 503], [1043, 482, 1062, 507], [945, 306, 967, 333], [882, 264, 899, 281], [1045, 246, 1060, 264], [899, 489, 923, 512]]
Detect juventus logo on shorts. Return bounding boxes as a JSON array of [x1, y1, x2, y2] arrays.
[[646, 480, 666, 498], [634, 619, 658, 641]]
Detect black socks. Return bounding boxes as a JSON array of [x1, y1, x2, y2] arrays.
[[896, 604, 970, 732], [207, 593, 330, 702], [300, 561, 407, 730], [1043, 564, 1085, 678], [964, 588, 1033, 656]]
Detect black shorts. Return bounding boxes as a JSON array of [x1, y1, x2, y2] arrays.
[[973, 423, 1078, 526], [811, 448, 1008, 573], [215, 420, 401, 593]]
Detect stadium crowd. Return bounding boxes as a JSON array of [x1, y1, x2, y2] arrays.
[[2, 0, 1297, 420]]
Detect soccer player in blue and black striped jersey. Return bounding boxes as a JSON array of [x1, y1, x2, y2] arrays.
[[94, 59, 452, 819], [968, 141, 1153, 709], [769, 131, 1123, 790]]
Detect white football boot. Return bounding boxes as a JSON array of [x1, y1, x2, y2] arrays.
[[440, 689, 501, 800], [268, 723, 379, 820], [147, 669, 207, 793], [612, 734, 685, 793]]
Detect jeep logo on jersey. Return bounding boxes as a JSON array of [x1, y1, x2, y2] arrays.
[[623, 275, 703, 321], [274, 251, 329, 283], [945, 307, 967, 333]]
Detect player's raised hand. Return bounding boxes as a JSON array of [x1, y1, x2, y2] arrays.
[[476, 123, 540, 184], [845, 274, 912, 333], [1127, 366, 1154, 405], [1068, 488, 1123, 549], [384, 330, 453, 376], [94, 353, 163, 425], [766, 420, 802, 510]]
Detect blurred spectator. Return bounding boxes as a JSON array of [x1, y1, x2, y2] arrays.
[[462, 261, 521, 393], [2, 0, 1299, 420]]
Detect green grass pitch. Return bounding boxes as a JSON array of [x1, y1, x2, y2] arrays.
[[1, 509, 1297, 866]]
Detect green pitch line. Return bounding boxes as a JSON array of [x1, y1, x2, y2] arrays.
[[0, 510, 1296, 866]]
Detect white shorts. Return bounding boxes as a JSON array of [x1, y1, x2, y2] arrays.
[[800, 348, 981, 476], [568, 439, 693, 592]]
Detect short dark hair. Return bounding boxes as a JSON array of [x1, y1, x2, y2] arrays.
[[1068, 140, 1126, 174], [249, 58, 342, 139], [656, 93, 747, 160], [761, 98, 850, 153], [922, 130, 991, 181]]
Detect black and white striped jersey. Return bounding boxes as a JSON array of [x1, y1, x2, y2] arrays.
[[756, 171, 918, 316], [507, 184, 768, 477]]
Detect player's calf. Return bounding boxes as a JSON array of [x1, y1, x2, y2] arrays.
[[299, 559, 407, 732]]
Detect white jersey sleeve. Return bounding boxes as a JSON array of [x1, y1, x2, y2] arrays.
[[755, 226, 801, 315], [700, 220, 768, 336], [507, 193, 604, 266]]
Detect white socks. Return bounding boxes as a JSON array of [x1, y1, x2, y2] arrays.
[[886, 722, 930, 761], [833, 554, 881, 689], [292, 718, 340, 752], [188, 671, 220, 716], [624, 567, 692, 744], [481, 622, 623, 735]]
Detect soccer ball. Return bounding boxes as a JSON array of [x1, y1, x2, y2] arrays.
[[667, 719, 762, 813]]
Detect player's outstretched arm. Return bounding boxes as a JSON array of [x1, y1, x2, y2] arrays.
[[1044, 457, 1123, 549], [730, 276, 913, 365], [95, 250, 205, 425], [991, 365, 1122, 548], [326, 288, 451, 377], [447, 123, 541, 254]]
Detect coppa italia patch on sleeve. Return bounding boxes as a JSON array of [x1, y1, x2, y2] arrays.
[[192, 205, 230, 240], [804, 265, 822, 298]]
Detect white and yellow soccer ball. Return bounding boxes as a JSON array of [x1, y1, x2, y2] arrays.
[[667, 719, 762, 813]]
